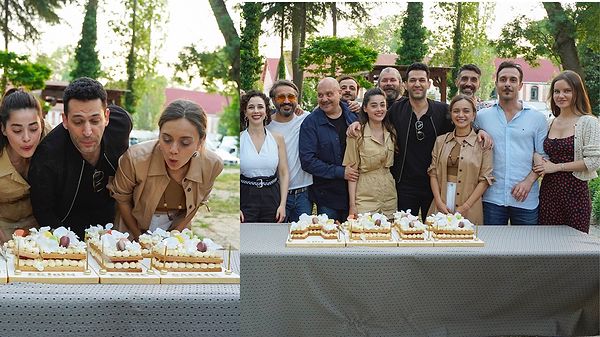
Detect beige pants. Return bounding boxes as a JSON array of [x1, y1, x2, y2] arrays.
[[0, 215, 38, 244]]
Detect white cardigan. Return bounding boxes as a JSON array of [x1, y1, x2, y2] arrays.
[[573, 115, 600, 181]]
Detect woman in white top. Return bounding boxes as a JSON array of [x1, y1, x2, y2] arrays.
[[240, 90, 289, 223], [534, 70, 600, 232]]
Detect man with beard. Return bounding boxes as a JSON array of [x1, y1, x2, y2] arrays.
[[299, 77, 358, 221], [348, 63, 492, 220], [455, 63, 491, 110], [266, 80, 313, 222], [28, 77, 132, 237], [338, 75, 361, 114], [475, 61, 547, 225], [377, 67, 405, 108]]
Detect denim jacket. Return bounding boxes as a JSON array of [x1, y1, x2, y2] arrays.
[[299, 102, 357, 209]]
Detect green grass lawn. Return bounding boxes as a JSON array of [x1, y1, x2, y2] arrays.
[[213, 172, 239, 193]]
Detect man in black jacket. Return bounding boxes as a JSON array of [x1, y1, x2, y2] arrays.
[[28, 77, 132, 238]]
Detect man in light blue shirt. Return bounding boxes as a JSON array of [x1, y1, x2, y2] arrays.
[[476, 61, 548, 225]]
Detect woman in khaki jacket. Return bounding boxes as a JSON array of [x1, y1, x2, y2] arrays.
[[428, 95, 494, 224], [109, 100, 223, 240], [0, 89, 51, 242]]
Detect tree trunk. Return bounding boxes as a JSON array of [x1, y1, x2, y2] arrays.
[[291, 3, 306, 100], [277, 7, 285, 80], [449, 3, 463, 98], [331, 3, 337, 37], [543, 2, 584, 80], [2, 0, 8, 93], [208, 0, 240, 88], [125, 0, 137, 114]]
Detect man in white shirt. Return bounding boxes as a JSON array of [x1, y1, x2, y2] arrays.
[[266, 80, 313, 222]]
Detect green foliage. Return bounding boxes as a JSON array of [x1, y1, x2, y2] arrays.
[[589, 176, 600, 198], [240, 2, 263, 91], [71, 0, 101, 80], [218, 94, 239, 136], [575, 3, 600, 116], [353, 14, 403, 54], [299, 36, 378, 79], [0, 51, 51, 90], [108, 0, 167, 115], [35, 47, 75, 82], [208, 0, 240, 88], [429, 2, 496, 100], [132, 75, 166, 130], [593, 188, 600, 223], [495, 16, 558, 66], [301, 77, 319, 111], [174, 46, 235, 92], [396, 2, 428, 65], [277, 55, 286, 80], [0, 0, 66, 46], [579, 48, 600, 116]]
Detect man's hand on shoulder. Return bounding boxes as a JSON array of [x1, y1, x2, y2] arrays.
[[347, 100, 361, 113], [346, 122, 361, 138]]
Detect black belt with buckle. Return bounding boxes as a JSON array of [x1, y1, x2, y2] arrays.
[[288, 186, 308, 195], [240, 174, 278, 188]]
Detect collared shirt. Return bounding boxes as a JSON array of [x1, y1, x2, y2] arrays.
[[299, 102, 357, 210], [476, 102, 547, 209], [108, 140, 223, 232], [0, 150, 32, 222]]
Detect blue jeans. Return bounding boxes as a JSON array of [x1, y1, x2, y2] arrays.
[[483, 202, 538, 225], [286, 189, 313, 223], [316, 205, 348, 223]]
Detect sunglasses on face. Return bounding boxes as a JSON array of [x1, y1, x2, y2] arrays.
[[415, 120, 425, 141], [274, 93, 297, 104], [93, 169, 105, 193]]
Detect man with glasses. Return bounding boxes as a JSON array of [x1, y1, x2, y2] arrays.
[[28, 77, 132, 237], [476, 61, 547, 225], [266, 80, 313, 222]]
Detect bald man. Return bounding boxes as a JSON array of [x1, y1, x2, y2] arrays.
[[378, 67, 404, 108], [299, 77, 358, 221]]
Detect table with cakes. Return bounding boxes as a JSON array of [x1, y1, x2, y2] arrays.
[[241, 212, 599, 337], [0, 225, 240, 337]]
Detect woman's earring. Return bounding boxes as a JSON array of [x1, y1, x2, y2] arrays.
[[244, 116, 249, 129], [192, 151, 199, 158]]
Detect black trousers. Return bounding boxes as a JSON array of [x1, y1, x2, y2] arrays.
[[241, 182, 280, 223], [396, 182, 433, 222]]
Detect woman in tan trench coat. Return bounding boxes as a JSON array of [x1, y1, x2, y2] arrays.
[[428, 95, 494, 224]]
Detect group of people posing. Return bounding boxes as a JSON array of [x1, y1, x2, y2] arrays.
[[0, 77, 223, 241], [240, 61, 599, 233]]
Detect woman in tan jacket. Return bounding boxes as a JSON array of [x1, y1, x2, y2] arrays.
[[428, 95, 494, 224], [0, 89, 50, 242], [109, 100, 223, 240]]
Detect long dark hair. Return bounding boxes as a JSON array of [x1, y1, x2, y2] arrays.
[[548, 70, 592, 117], [0, 88, 45, 156], [358, 87, 397, 153], [240, 90, 270, 132]]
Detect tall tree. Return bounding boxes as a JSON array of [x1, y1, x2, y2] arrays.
[[71, 0, 101, 80], [0, 0, 67, 92], [125, 0, 138, 114], [429, 2, 496, 99], [353, 14, 403, 54], [239, 2, 263, 91], [262, 3, 292, 80], [396, 2, 428, 65], [329, 2, 370, 37], [208, 0, 240, 88], [542, 2, 584, 78], [291, 2, 307, 100]]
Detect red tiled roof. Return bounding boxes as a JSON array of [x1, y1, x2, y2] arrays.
[[164, 88, 230, 115], [494, 57, 561, 83], [261, 58, 280, 83]]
